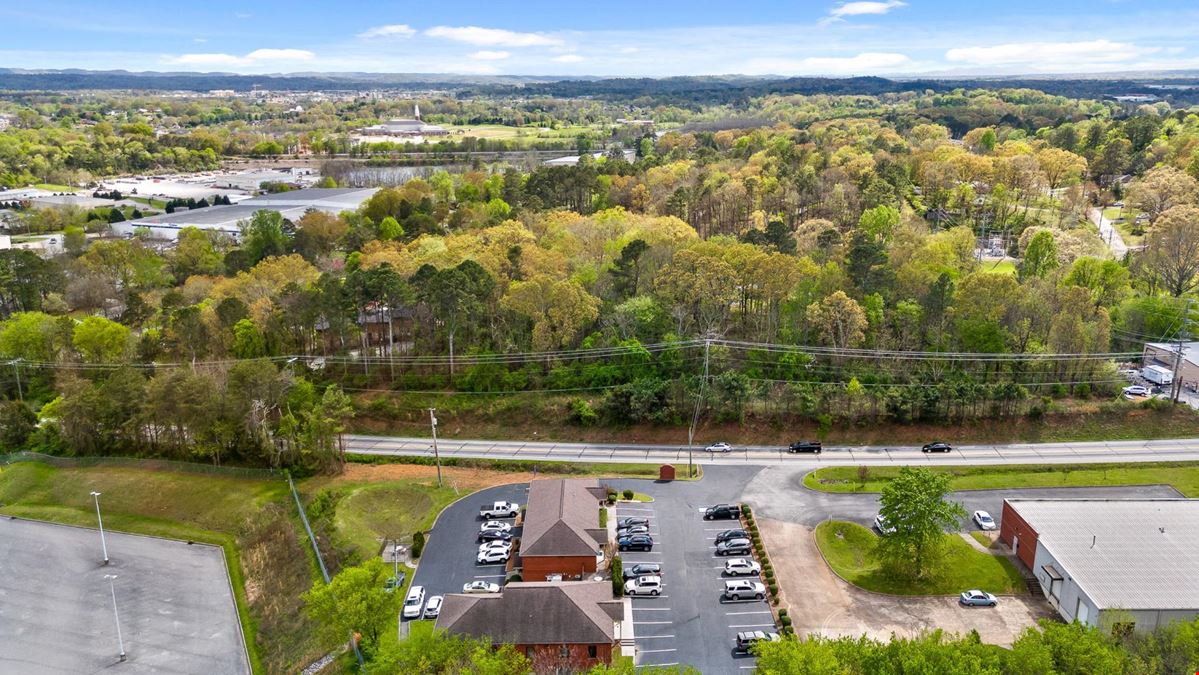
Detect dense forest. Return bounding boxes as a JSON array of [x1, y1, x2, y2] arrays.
[[2, 85, 1199, 467]]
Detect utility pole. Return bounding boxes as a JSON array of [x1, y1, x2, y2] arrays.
[[687, 338, 711, 479], [10, 358, 21, 403], [104, 574, 126, 662], [90, 491, 109, 565], [429, 408, 442, 487], [1172, 299, 1194, 404]]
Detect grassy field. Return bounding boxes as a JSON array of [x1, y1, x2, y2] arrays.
[[803, 462, 1199, 496], [814, 520, 1025, 595], [1103, 205, 1145, 246], [980, 260, 1016, 276], [0, 462, 329, 675], [34, 182, 76, 192]]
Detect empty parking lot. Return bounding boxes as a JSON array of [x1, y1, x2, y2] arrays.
[[0, 517, 249, 674]]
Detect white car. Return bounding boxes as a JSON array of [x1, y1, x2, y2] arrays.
[[723, 579, 766, 601], [874, 514, 896, 535], [624, 575, 663, 596], [480, 520, 513, 534], [423, 595, 444, 618], [723, 558, 762, 577], [1123, 385, 1149, 399], [479, 540, 512, 552], [705, 442, 733, 453], [401, 585, 425, 619], [462, 581, 500, 594], [973, 510, 996, 530], [476, 548, 511, 564]]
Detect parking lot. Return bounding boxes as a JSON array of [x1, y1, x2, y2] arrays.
[[0, 518, 250, 674], [610, 467, 775, 673], [407, 483, 528, 618]]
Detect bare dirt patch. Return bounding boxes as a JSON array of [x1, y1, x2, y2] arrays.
[[334, 462, 535, 491], [759, 517, 1052, 647]]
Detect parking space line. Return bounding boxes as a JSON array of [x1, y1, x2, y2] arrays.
[[725, 610, 772, 615], [631, 595, 670, 599], [638, 648, 678, 654], [636, 635, 676, 639], [641, 663, 678, 668], [472, 574, 505, 579], [631, 607, 671, 611], [633, 620, 672, 625], [728, 623, 777, 628]]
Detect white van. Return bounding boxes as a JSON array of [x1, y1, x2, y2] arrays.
[[402, 585, 425, 619]]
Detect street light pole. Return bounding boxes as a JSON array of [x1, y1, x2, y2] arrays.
[[429, 408, 442, 487], [104, 574, 126, 662], [90, 491, 109, 565]]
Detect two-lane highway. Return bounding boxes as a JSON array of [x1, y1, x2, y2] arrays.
[[342, 434, 1199, 466]]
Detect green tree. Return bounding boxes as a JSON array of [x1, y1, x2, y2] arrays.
[[1142, 205, 1199, 297], [1062, 257, 1130, 308], [72, 315, 130, 363], [370, 624, 531, 673], [302, 558, 397, 650], [806, 291, 868, 349], [378, 216, 404, 241], [231, 319, 267, 358], [858, 205, 900, 242], [1020, 230, 1059, 281], [873, 466, 966, 579], [0, 400, 37, 449], [172, 227, 224, 278], [501, 275, 601, 351], [239, 210, 290, 264]]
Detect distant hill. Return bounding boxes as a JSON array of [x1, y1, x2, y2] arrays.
[[1, 69, 1197, 105]]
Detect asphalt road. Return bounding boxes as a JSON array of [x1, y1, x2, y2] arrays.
[[0, 518, 250, 674], [408, 483, 528, 618], [344, 434, 1199, 467]]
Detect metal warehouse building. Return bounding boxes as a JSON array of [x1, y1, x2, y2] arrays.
[[1000, 499, 1199, 632], [113, 187, 378, 241]]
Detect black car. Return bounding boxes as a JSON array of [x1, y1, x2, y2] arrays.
[[627, 563, 661, 577], [618, 516, 649, 529], [477, 530, 514, 543], [788, 440, 822, 454], [715, 529, 749, 544], [922, 441, 953, 453], [704, 504, 742, 521], [617, 534, 654, 551]]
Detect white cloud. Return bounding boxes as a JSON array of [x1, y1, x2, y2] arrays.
[[425, 25, 564, 48], [619, 47, 639, 54], [823, 1, 906, 24], [945, 40, 1152, 66], [552, 54, 584, 63], [165, 48, 314, 67], [470, 50, 510, 60], [357, 24, 416, 39], [742, 52, 911, 75]]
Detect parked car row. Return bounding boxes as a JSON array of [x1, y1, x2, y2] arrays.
[[401, 585, 444, 620], [617, 515, 655, 551], [476, 507, 520, 565]]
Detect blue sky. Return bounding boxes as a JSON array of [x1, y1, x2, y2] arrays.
[[3, 1, 1199, 77]]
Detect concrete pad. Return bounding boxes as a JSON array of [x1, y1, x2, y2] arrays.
[[759, 518, 1052, 647], [0, 518, 250, 674]]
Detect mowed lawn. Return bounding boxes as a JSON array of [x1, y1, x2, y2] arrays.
[[330, 481, 457, 559], [804, 462, 1199, 497], [815, 520, 1025, 595]]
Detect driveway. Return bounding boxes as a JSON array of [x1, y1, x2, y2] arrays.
[[742, 467, 1184, 646]]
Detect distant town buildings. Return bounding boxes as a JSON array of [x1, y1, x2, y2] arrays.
[[358, 104, 448, 138]]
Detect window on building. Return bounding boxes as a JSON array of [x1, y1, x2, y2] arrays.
[[559, 645, 570, 659], [588, 645, 598, 659]]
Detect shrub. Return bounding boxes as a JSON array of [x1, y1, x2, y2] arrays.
[[606, 489, 618, 504], [412, 530, 425, 559], [611, 555, 624, 596], [768, 582, 779, 596], [778, 608, 788, 618], [622, 489, 635, 500], [567, 398, 598, 426], [506, 573, 522, 583], [741, 503, 752, 516], [780, 615, 793, 628], [764, 569, 775, 582], [599, 507, 608, 528]]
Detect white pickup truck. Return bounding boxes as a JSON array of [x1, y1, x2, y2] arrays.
[[479, 501, 520, 519]]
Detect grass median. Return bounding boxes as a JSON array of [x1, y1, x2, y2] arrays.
[[804, 462, 1199, 496], [814, 520, 1025, 595]]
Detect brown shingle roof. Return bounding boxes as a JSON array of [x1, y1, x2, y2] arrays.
[[521, 479, 607, 558], [435, 581, 622, 645]]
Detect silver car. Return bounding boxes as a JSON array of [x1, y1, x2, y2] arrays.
[[959, 590, 997, 607]]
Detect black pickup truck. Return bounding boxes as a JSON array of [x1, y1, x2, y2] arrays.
[[787, 440, 822, 454]]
